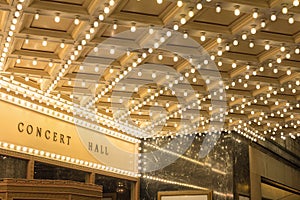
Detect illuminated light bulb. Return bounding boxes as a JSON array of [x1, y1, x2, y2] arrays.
[[249, 40, 255, 48], [216, 4, 222, 13], [14, 11, 20, 17], [276, 57, 282, 63], [273, 67, 278, 74], [256, 84, 260, 89], [232, 62, 237, 68], [287, 69, 292, 75], [12, 18, 17, 25], [271, 13, 277, 21], [244, 82, 248, 88], [218, 60, 223, 66], [183, 32, 188, 39], [32, 58, 37, 66], [42, 38, 47, 46], [225, 43, 230, 51], [17, 3, 22, 10], [180, 15, 186, 24], [286, 52, 291, 59], [216, 35, 222, 44], [99, 13, 104, 21], [177, 0, 183, 7], [54, 13, 60, 23], [188, 9, 194, 17], [104, 4, 110, 14], [16, 57, 21, 64], [89, 26, 95, 34], [259, 66, 264, 72], [109, 0, 115, 6], [173, 23, 179, 31], [94, 21, 99, 27], [233, 39, 239, 46], [282, 5, 288, 14], [241, 32, 247, 40], [25, 76, 29, 82], [261, 19, 266, 28], [157, 0, 163, 4], [149, 25, 154, 34], [250, 26, 256, 34], [197, 2, 203, 10], [288, 15, 294, 24], [109, 47, 115, 55], [173, 55, 179, 62], [210, 54, 215, 60], [252, 8, 258, 18], [265, 42, 270, 50], [74, 16, 80, 25], [295, 47, 300, 54], [48, 60, 53, 67], [158, 54, 163, 60], [60, 41, 65, 48], [34, 11, 39, 20], [10, 24, 15, 31], [131, 23, 136, 32], [234, 5, 240, 16], [200, 32, 206, 42], [85, 32, 91, 40], [294, 0, 299, 6], [280, 45, 285, 52], [217, 48, 223, 56]]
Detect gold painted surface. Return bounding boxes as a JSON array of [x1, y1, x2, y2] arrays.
[[0, 100, 138, 172]]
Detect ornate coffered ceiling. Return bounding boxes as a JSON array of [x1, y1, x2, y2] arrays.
[[0, 0, 299, 142]]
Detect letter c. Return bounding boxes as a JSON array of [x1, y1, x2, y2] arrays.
[[18, 122, 24, 132]]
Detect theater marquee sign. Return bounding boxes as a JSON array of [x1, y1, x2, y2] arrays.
[[0, 100, 138, 172]]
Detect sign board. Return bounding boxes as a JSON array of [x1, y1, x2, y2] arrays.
[[0, 100, 138, 172]]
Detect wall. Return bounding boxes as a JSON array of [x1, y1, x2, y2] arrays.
[[249, 146, 300, 199], [139, 133, 236, 200]]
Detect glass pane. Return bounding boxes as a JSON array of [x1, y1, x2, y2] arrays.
[[0, 155, 27, 178], [34, 162, 87, 183]]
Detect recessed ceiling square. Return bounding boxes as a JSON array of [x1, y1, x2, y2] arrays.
[[30, 15, 73, 32], [121, 0, 171, 16], [195, 8, 241, 26]]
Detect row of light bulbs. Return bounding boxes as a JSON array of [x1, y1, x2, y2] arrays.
[[0, 0, 25, 70], [0, 141, 139, 177], [0, 75, 145, 141]]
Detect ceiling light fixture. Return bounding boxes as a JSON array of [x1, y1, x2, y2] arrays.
[[250, 25, 257, 34], [74, 16, 80, 25], [104, 4, 110, 14], [157, 0, 163, 4], [200, 32, 206, 42], [177, 0, 183, 7], [288, 15, 295, 24], [241, 32, 247, 40], [252, 8, 258, 18], [265, 41, 270, 50], [180, 14, 187, 24], [216, 4, 222, 13], [196, 2, 203, 10], [293, 0, 299, 6], [188, 9, 194, 17], [131, 22, 136, 32], [270, 12, 277, 21], [282, 4, 288, 14], [54, 13, 60, 23], [34, 11, 39, 20], [261, 19, 266, 28], [42, 38, 47, 46], [234, 5, 240, 16]]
